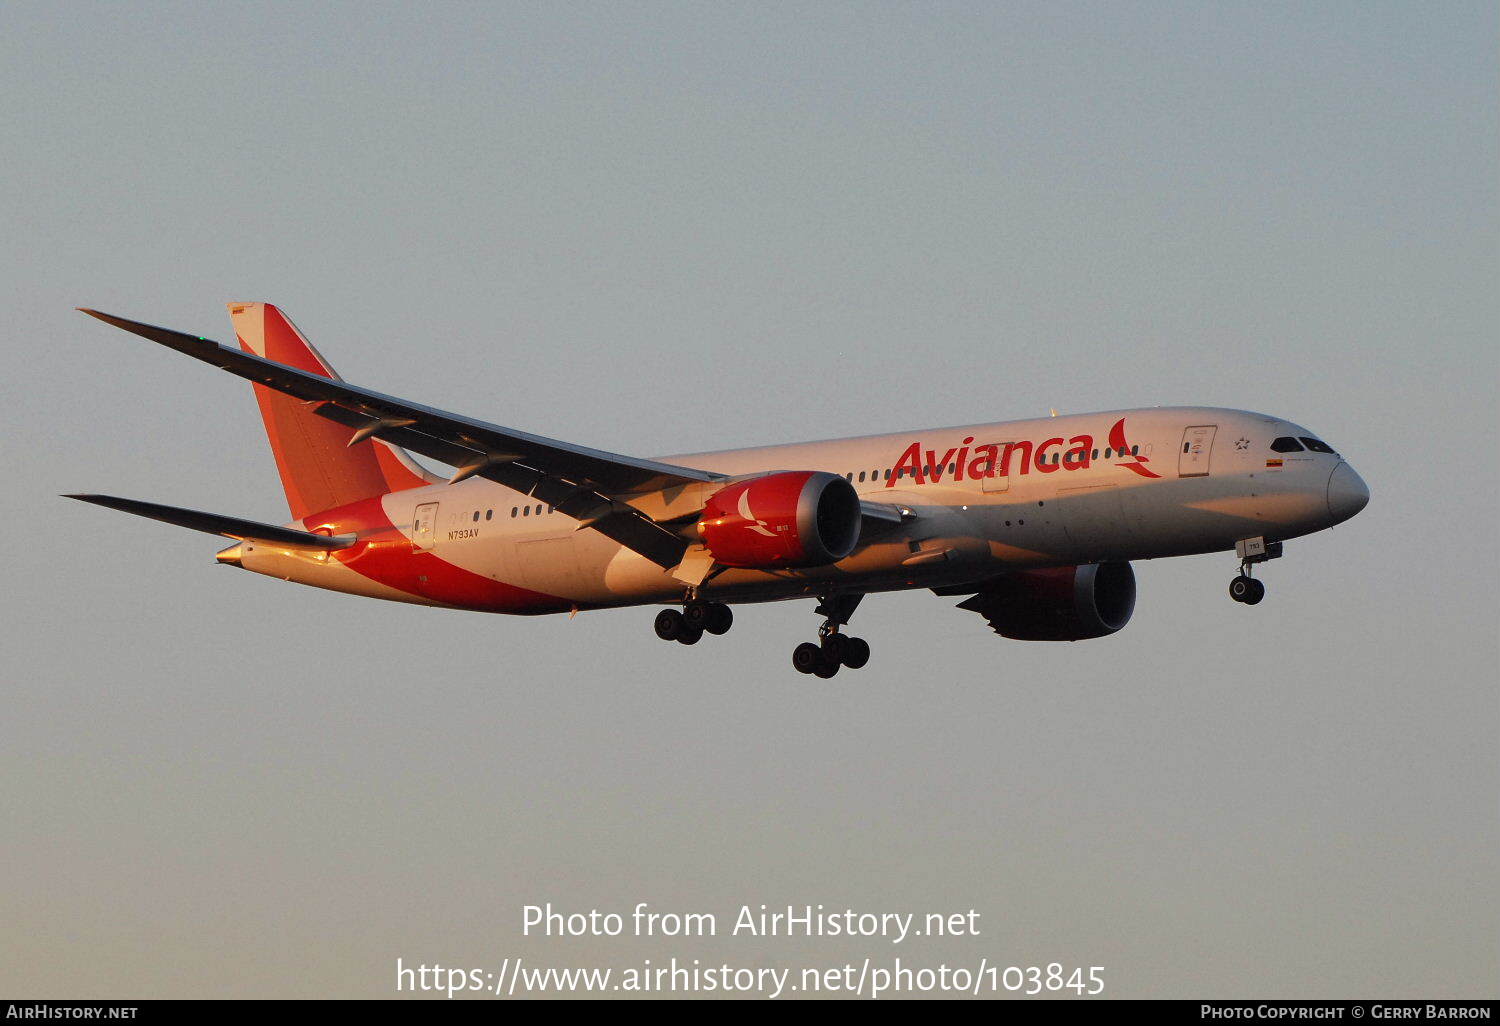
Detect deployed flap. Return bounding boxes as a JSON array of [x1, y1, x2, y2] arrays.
[[64, 494, 354, 549]]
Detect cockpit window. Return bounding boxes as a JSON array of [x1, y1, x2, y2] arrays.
[[1299, 437, 1337, 455], [1270, 437, 1304, 453]]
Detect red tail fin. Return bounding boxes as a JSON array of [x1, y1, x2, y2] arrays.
[[227, 302, 437, 519]]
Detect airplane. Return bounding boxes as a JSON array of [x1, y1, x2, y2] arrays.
[[67, 303, 1369, 677]]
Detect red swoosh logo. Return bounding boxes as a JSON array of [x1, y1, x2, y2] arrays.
[[1108, 418, 1161, 479]]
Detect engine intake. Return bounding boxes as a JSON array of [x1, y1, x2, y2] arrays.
[[957, 561, 1136, 641], [698, 471, 861, 569]]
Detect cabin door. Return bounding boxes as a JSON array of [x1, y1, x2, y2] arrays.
[[1178, 426, 1217, 478]]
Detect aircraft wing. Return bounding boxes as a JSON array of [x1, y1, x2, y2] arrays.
[[856, 500, 907, 539], [79, 309, 725, 567]]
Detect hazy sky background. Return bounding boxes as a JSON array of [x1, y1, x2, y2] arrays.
[[3, 1, 1495, 998]]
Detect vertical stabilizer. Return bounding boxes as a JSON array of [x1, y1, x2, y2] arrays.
[[227, 302, 437, 519]]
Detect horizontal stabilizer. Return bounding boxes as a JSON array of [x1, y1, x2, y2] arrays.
[[64, 494, 354, 549]]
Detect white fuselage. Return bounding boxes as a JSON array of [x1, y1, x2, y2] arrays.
[[235, 406, 1363, 612]]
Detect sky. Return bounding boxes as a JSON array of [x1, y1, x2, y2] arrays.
[[2, 0, 1495, 999]]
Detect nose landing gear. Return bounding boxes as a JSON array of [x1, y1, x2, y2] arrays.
[[792, 595, 871, 678], [1229, 537, 1281, 605]]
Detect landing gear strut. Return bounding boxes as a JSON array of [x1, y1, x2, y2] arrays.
[[654, 600, 733, 646], [792, 594, 871, 678], [1229, 537, 1282, 606]]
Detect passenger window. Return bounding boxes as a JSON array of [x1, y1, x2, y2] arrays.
[[472, 511, 479, 522], [522, 506, 529, 516], [1271, 437, 1305, 453], [486, 509, 493, 520], [510, 507, 517, 517], [1132, 445, 1139, 456], [1300, 437, 1336, 455]]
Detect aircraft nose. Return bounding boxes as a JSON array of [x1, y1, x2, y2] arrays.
[[1327, 462, 1369, 525]]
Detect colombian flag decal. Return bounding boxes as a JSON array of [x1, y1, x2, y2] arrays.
[[1266, 458, 1284, 468]]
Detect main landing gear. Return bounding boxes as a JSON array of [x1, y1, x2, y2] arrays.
[[654, 600, 733, 645], [1229, 537, 1283, 606], [792, 595, 871, 678]]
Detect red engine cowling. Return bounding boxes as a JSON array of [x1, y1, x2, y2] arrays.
[[698, 471, 861, 569], [957, 562, 1136, 641]]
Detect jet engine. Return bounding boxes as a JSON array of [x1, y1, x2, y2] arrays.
[[957, 561, 1136, 641], [697, 471, 861, 569]]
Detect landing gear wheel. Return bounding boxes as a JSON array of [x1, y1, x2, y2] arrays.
[[792, 642, 824, 675], [820, 633, 848, 663], [1229, 576, 1265, 605], [839, 636, 870, 669], [682, 601, 732, 636], [676, 625, 704, 645], [683, 602, 711, 631], [811, 656, 841, 679], [704, 603, 733, 636], [654, 608, 686, 640]]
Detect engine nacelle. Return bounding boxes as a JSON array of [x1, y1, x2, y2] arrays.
[[698, 471, 861, 569], [958, 561, 1136, 641]]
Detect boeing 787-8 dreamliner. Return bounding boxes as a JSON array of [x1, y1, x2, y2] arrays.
[[69, 304, 1369, 677]]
